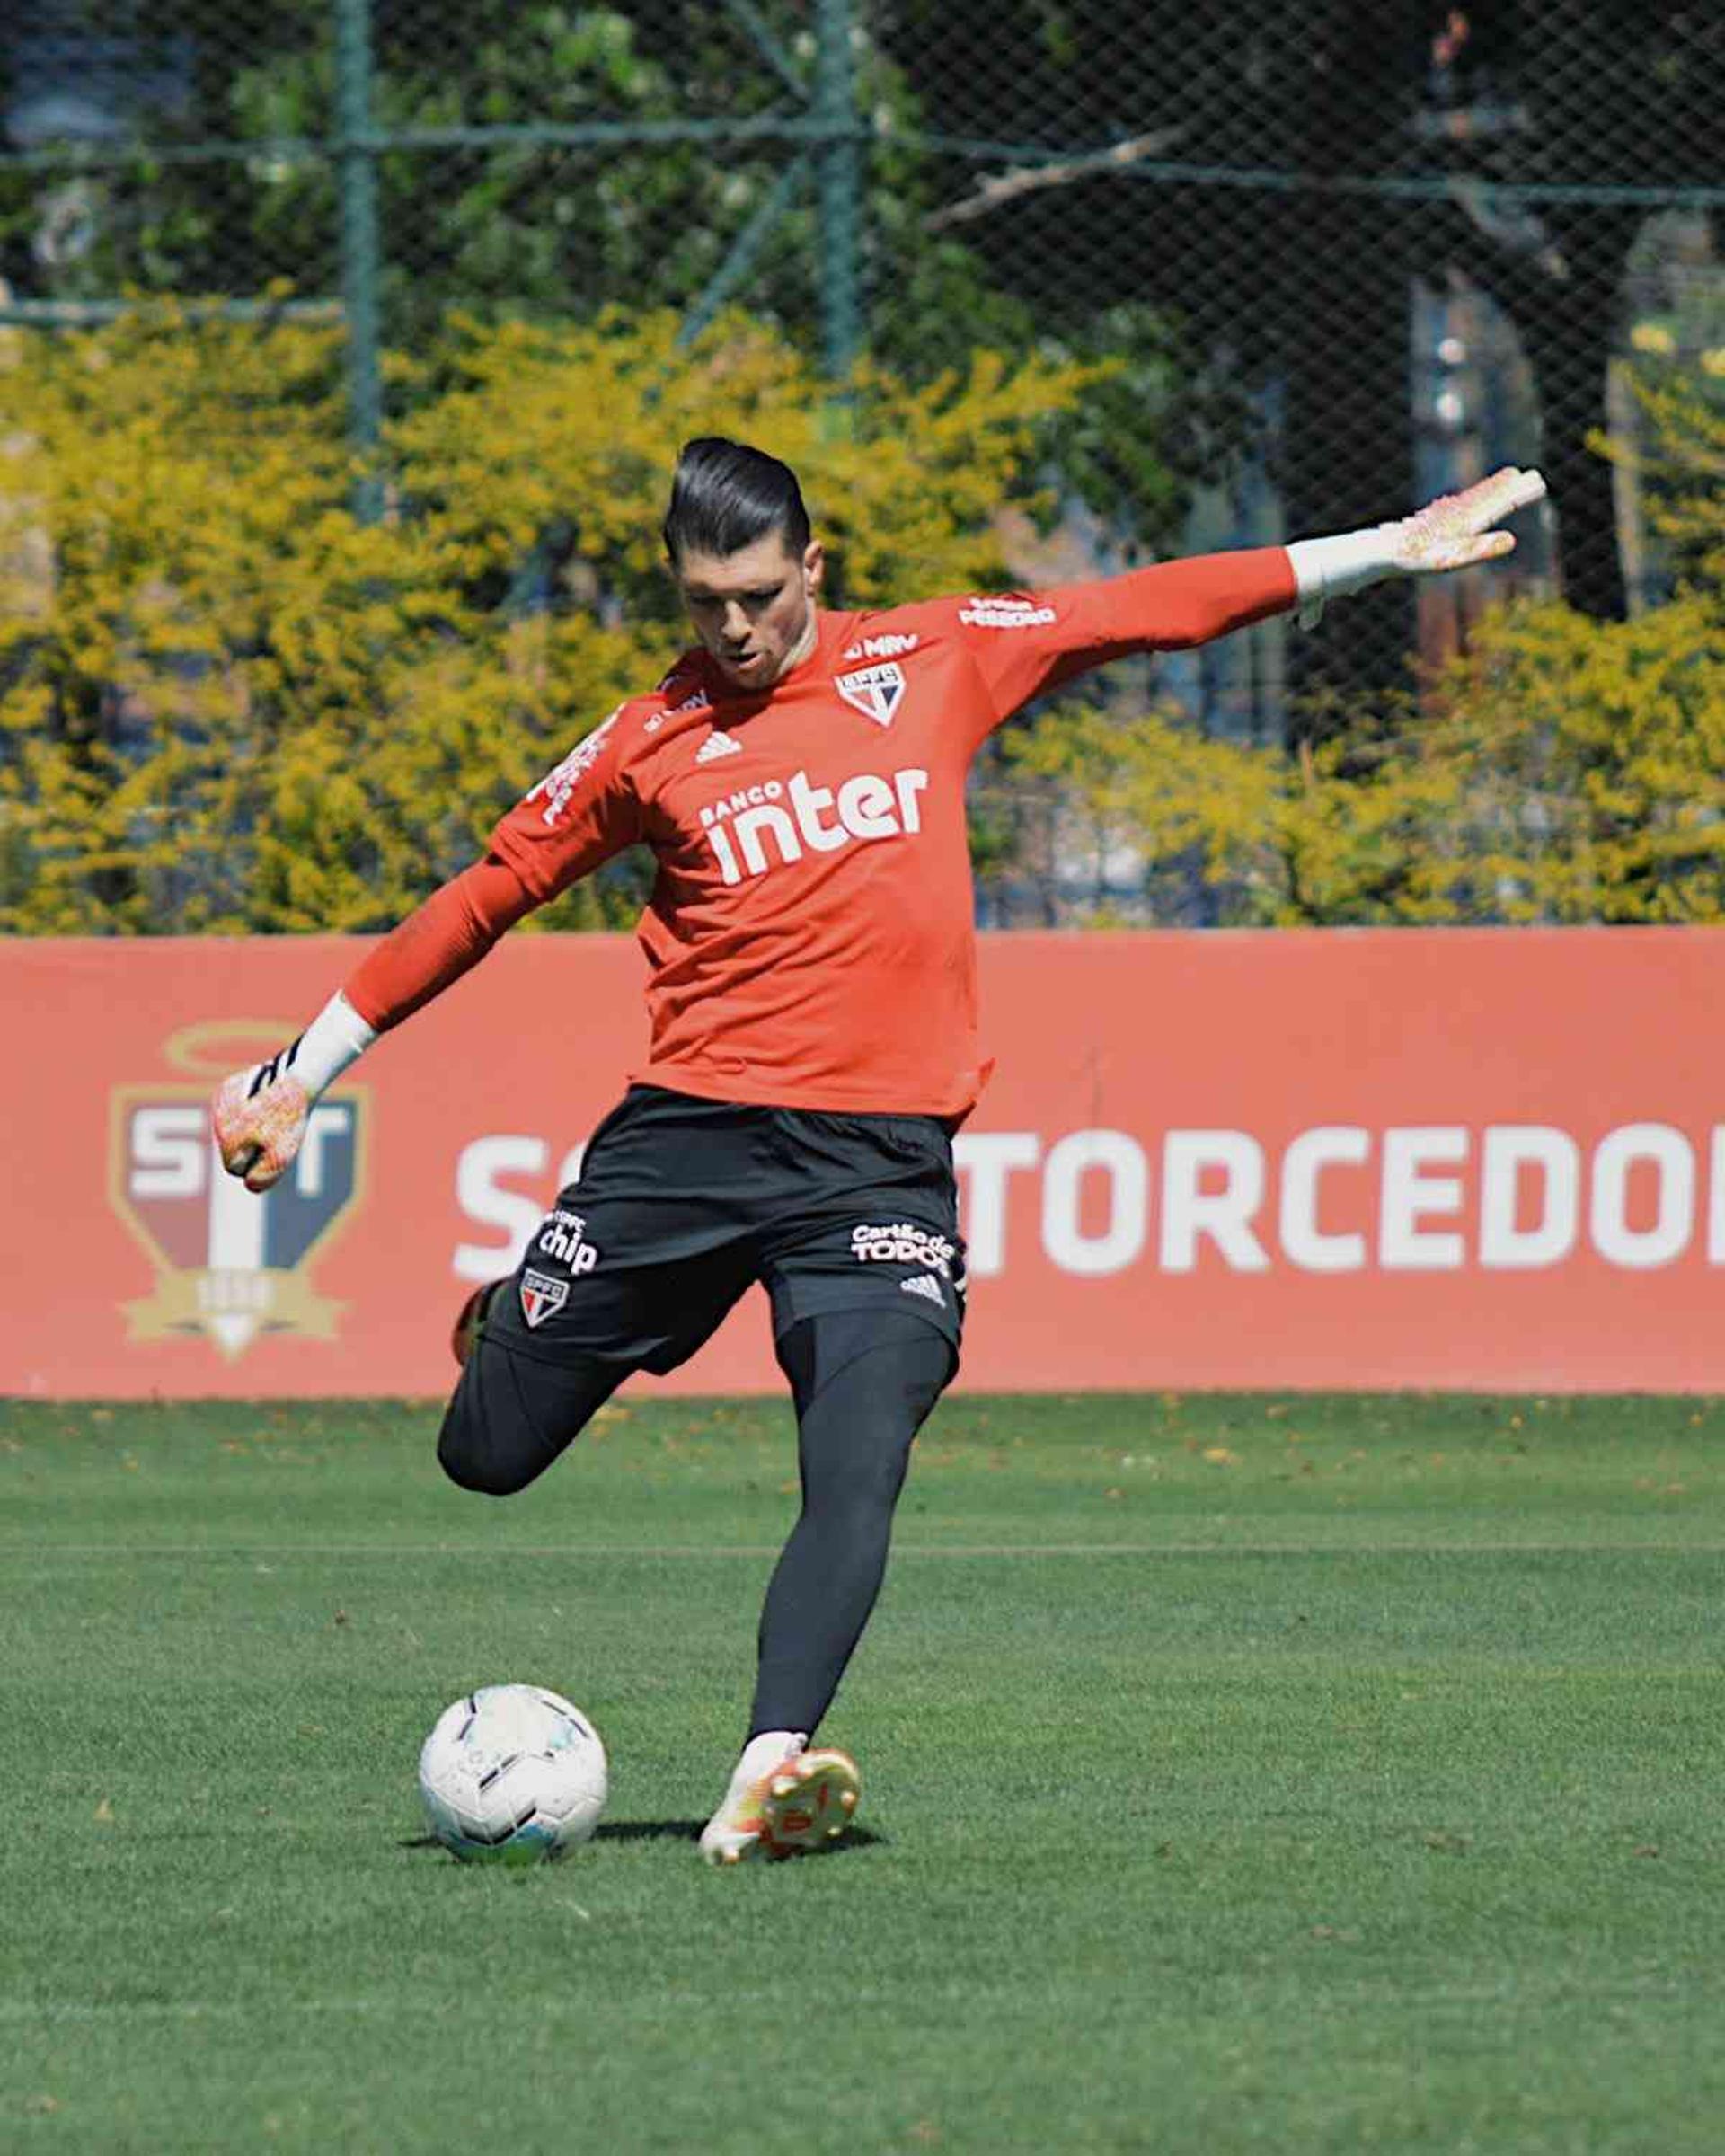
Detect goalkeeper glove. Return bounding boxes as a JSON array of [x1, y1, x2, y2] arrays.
[[210, 992, 376, 1193], [1287, 465, 1546, 626]]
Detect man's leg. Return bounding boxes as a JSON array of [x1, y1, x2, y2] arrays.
[[753, 1307, 953, 1733], [437, 1090, 763, 1498], [701, 1307, 953, 1862], [437, 1316, 621, 1498]]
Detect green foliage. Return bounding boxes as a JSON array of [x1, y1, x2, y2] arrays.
[[1008, 337, 1725, 928], [1015, 590, 1725, 927], [4, 4, 1217, 574], [0, 301, 1092, 933], [1614, 348, 1725, 594], [1015, 584, 1725, 928]]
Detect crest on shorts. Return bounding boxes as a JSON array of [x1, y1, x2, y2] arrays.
[[110, 1021, 367, 1362], [519, 1268, 571, 1329], [834, 661, 906, 729]]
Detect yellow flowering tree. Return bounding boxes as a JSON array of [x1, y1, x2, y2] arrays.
[[1013, 587, 1725, 928], [0, 303, 1092, 932], [1612, 332, 1725, 594]]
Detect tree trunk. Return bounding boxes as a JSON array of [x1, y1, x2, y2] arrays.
[[1276, 184, 1418, 732], [1511, 209, 1640, 622]]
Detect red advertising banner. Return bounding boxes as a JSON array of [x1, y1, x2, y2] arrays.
[[9, 930, 1723, 1399]]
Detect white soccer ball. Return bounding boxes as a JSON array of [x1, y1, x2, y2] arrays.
[[418, 1684, 607, 1863]]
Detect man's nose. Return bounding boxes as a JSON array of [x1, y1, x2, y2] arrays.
[[721, 603, 751, 642]]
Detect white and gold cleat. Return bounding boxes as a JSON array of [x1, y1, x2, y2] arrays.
[[758, 1748, 861, 1858], [698, 1736, 861, 1866]]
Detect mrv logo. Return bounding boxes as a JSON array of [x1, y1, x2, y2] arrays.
[[110, 1022, 367, 1360], [699, 766, 929, 887]]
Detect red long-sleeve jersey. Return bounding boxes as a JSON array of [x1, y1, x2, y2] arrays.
[[344, 551, 1296, 1117]]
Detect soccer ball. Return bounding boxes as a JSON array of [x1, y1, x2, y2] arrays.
[[418, 1684, 607, 1863]]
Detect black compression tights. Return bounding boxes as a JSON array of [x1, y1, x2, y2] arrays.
[[748, 1309, 954, 1741], [437, 1303, 953, 1740]]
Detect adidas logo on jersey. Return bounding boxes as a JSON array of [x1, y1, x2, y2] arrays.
[[695, 729, 743, 764], [901, 1273, 945, 1308]]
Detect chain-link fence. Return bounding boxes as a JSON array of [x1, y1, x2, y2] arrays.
[[4, 3, 1721, 916]]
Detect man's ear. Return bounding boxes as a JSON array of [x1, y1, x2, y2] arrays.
[[803, 540, 825, 596]]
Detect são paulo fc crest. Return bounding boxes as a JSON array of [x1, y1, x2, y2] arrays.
[[110, 1021, 367, 1361], [518, 1270, 570, 1329], [834, 661, 906, 729]]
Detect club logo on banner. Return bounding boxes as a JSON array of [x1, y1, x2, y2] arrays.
[[109, 1021, 367, 1361]]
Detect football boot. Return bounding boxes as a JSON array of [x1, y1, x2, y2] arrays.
[[700, 1737, 861, 1866], [450, 1281, 500, 1368]]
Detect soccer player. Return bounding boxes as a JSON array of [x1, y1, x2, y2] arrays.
[[212, 439, 1544, 1862]]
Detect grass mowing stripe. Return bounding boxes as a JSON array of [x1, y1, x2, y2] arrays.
[[8, 1538, 1725, 1558], [2, 1971, 1701, 2022]]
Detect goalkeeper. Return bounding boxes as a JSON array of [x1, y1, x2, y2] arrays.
[[212, 440, 1544, 1864]]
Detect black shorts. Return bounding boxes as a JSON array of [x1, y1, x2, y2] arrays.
[[487, 1085, 967, 1379]]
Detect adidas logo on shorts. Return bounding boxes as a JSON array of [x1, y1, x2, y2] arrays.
[[695, 729, 743, 764], [900, 1274, 945, 1308]]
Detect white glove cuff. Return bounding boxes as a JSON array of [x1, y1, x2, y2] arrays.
[[1287, 525, 1404, 627], [289, 991, 377, 1099]]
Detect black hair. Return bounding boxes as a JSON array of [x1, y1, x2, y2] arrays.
[[662, 437, 811, 566]]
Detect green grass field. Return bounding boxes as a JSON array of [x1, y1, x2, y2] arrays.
[[4, 1391, 1723, 2154]]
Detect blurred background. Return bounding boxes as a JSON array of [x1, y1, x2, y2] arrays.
[[2, 2, 1721, 932]]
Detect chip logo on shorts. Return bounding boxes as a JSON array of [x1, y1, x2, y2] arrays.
[[519, 1269, 571, 1329], [537, 1208, 599, 1276]]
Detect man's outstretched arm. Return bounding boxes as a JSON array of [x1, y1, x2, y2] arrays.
[[210, 853, 539, 1192], [945, 465, 1547, 729], [213, 691, 646, 1192]]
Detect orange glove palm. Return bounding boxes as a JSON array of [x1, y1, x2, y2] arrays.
[[211, 1061, 312, 1194]]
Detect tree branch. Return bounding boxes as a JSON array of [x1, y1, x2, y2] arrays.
[[924, 128, 1187, 234]]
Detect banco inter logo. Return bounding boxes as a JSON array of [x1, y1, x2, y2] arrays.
[[699, 765, 930, 887], [110, 1021, 367, 1360]]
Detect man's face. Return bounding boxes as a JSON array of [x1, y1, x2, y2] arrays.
[[675, 532, 824, 692]]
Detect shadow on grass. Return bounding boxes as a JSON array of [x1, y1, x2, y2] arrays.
[[595, 1817, 886, 1855], [595, 1817, 703, 1843], [401, 1819, 885, 1856]]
